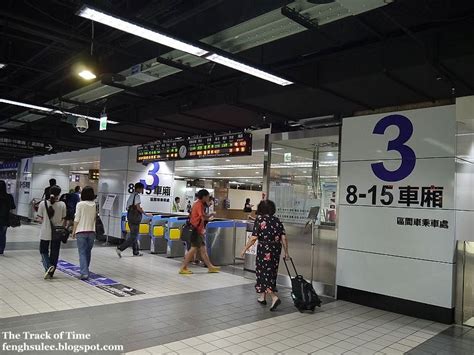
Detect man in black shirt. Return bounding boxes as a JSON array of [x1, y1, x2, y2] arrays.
[[43, 179, 56, 199]]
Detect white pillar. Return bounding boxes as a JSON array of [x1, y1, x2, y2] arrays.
[[98, 146, 175, 240]]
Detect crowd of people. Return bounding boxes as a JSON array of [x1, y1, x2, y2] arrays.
[[1, 178, 290, 312]]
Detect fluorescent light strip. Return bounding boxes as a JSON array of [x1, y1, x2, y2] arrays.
[[77, 6, 208, 57], [205, 54, 293, 86], [0, 98, 118, 124], [76, 6, 292, 86]]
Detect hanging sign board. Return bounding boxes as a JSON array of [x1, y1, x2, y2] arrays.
[[137, 132, 252, 163]]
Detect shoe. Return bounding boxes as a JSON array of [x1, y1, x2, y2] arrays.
[[48, 266, 56, 278], [257, 299, 267, 305], [179, 268, 193, 275], [116, 248, 122, 258], [44, 266, 55, 280], [79, 274, 89, 280], [208, 267, 220, 273], [270, 298, 281, 312], [133, 253, 144, 257]]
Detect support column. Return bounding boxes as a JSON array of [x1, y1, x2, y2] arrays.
[[98, 146, 175, 240]]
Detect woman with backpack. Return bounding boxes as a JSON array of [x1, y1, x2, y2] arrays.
[[72, 186, 97, 280], [241, 200, 289, 311], [37, 185, 66, 279], [0, 180, 16, 255]]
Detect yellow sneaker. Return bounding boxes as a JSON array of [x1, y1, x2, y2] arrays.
[[179, 268, 193, 275], [208, 267, 220, 273]]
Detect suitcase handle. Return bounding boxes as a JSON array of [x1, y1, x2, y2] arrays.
[[283, 257, 298, 278]]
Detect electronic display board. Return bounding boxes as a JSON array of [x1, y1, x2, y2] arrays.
[[137, 132, 252, 163]]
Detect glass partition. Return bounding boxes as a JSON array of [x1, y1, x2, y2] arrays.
[[267, 129, 340, 296]]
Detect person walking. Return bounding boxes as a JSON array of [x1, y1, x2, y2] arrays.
[[72, 186, 97, 280], [241, 200, 289, 311], [179, 189, 220, 274], [116, 182, 150, 257], [64, 188, 80, 228], [43, 178, 56, 199], [37, 185, 66, 279], [0, 180, 16, 255]]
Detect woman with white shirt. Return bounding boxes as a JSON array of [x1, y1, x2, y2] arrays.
[[72, 186, 97, 280], [37, 185, 66, 279]]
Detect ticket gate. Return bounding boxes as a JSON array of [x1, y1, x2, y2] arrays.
[[150, 215, 168, 254], [166, 216, 188, 258], [206, 220, 247, 266], [121, 213, 152, 250]]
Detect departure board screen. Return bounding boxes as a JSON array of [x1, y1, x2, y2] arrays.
[[137, 132, 252, 163]]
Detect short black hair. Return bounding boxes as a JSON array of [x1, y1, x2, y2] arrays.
[[74, 186, 81, 193], [49, 178, 56, 186], [256, 200, 276, 216], [175, 197, 180, 202], [81, 186, 95, 201], [196, 189, 210, 200], [135, 182, 144, 190]]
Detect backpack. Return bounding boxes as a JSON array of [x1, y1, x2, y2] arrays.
[[127, 194, 142, 224], [283, 257, 322, 312]]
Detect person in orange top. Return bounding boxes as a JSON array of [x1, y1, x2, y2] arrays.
[[179, 189, 219, 274]]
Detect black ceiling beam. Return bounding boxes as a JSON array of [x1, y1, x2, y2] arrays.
[[232, 101, 294, 123], [378, 8, 474, 94], [0, 32, 70, 54], [179, 112, 242, 130], [354, 16, 385, 40], [152, 117, 208, 134], [0, 11, 142, 60], [383, 69, 436, 102]]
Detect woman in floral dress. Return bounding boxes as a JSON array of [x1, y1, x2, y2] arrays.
[[241, 200, 289, 311]]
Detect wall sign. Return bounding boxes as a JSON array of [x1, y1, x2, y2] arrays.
[[337, 105, 457, 308], [137, 132, 252, 163]]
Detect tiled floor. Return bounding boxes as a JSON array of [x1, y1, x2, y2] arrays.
[[0, 224, 467, 354], [128, 302, 450, 355]]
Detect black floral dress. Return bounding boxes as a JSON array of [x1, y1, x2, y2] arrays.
[[253, 215, 286, 294]]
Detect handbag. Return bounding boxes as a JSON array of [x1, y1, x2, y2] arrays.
[[8, 212, 21, 228], [45, 200, 70, 244], [126, 194, 142, 224], [96, 214, 105, 237]]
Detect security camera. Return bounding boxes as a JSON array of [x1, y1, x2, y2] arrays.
[[75, 117, 89, 133]]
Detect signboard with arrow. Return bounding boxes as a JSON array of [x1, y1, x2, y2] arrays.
[[0, 138, 54, 152]]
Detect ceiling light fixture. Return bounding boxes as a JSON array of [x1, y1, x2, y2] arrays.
[[76, 5, 293, 86], [204, 54, 293, 86], [77, 5, 208, 57], [0, 98, 119, 124], [78, 69, 97, 80]]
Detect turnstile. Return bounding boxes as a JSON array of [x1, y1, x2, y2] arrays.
[[166, 216, 188, 258], [206, 220, 247, 266], [150, 215, 168, 254], [243, 220, 257, 272]]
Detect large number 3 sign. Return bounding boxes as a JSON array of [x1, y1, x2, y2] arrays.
[[371, 114, 416, 182], [140, 163, 160, 189]]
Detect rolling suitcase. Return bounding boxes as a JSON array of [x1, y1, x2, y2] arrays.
[[283, 257, 322, 312]]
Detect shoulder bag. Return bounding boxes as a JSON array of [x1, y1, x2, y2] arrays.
[[45, 200, 70, 243], [127, 194, 142, 224]]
